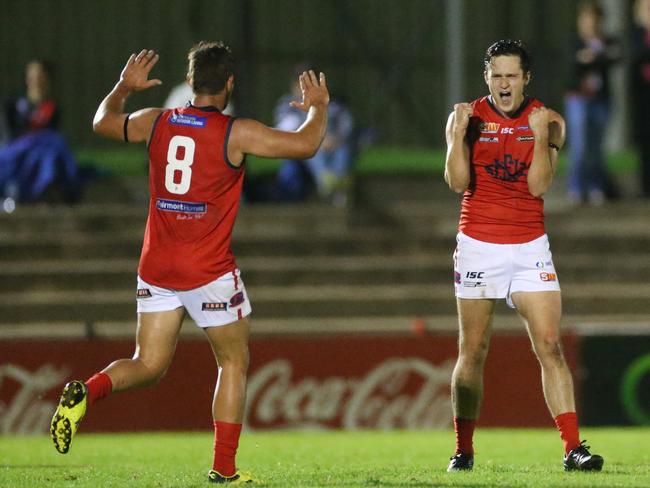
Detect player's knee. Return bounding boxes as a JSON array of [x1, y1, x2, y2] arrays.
[[136, 356, 171, 385], [533, 335, 564, 363], [217, 346, 250, 372], [459, 338, 490, 366]]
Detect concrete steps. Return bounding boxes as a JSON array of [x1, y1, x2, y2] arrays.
[[2, 282, 650, 324], [2, 253, 650, 293], [1, 174, 649, 335]]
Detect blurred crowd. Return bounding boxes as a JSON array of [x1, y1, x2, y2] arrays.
[[565, 0, 650, 205], [3, 0, 650, 211]]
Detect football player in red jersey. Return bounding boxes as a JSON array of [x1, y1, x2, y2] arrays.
[[50, 42, 329, 484], [444, 40, 603, 473]]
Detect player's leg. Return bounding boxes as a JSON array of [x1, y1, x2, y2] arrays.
[[50, 307, 185, 454], [583, 100, 609, 203], [511, 291, 573, 415], [100, 308, 186, 391], [179, 269, 254, 483], [448, 298, 495, 471], [565, 94, 587, 203], [204, 317, 250, 423], [204, 317, 252, 482], [512, 290, 603, 471]]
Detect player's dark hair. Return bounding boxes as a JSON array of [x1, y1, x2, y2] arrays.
[[187, 41, 234, 95], [484, 39, 531, 74]]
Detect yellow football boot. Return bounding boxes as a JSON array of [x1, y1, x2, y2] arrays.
[[207, 469, 255, 484], [50, 380, 88, 454]]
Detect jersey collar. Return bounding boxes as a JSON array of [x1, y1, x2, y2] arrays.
[[486, 96, 532, 120], [186, 102, 221, 112]]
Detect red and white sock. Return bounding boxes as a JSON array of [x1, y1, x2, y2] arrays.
[[85, 372, 113, 407], [212, 421, 242, 477], [554, 411, 581, 454], [454, 417, 476, 455]]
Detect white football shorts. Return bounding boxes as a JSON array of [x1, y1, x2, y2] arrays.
[[453, 232, 561, 308], [136, 269, 252, 327]]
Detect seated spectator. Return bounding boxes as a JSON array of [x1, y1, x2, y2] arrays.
[[0, 60, 80, 205], [275, 64, 355, 204]]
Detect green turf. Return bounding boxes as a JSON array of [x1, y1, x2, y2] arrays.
[[75, 145, 640, 177], [1, 428, 648, 487]]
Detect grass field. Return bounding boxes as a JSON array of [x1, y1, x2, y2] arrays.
[[1, 428, 649, 487]]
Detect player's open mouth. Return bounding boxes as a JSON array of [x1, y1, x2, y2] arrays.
[[500, 91, 511, 104]]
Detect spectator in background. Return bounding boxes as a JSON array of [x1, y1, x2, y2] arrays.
[[275, 64, 354, 205], [0, 60, 80, 205], [565, 1, 621, 205], [4, 61, 60, 139], [631, 0, 650, 198]]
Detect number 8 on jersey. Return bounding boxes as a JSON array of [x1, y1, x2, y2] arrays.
[[165, 135, 195, 194]]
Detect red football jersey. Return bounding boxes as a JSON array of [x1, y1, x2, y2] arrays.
[[139, 105, 244, 290], [458, 96, 546, 244]]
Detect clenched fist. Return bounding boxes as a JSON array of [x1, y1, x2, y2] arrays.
[[528, 106, 550, 139], [452, 103, 473, 135]]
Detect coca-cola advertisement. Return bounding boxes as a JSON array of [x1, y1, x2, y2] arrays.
[[0, 333, 578, 434]]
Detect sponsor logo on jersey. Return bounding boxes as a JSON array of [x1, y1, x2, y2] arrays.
[[466, 271, 485, 279], [156, 199, 207, 214], [202, 302, 228, 311], [136, 288, 152, 298], [516, 125, 530, 131], [539, 272, 557, 282], [536, 260, 553, 269], [169, 113, 207, 128], [479, 122, 500, 134], [501, 127, 514, 134], [230, 291, 245, 307], [479, 136, 499, 143], [516, 135, 535, 142], [484, 154, 530, 182]]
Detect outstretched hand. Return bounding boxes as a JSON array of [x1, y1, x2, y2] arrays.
[[290, 70, 329, 112], [119, 49, 162, 92]]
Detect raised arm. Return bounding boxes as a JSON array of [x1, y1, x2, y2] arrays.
[[527, 107, 566, 197], [228, 70, 329, 164], [93, 49, 164, 143], [444, 103, 473, 193]]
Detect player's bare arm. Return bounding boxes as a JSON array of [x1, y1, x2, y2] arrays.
[[527, 107, 566, 197], [228, 70, 329, 164], [444, 103, 472, 193], [93, 49, 163, 143]]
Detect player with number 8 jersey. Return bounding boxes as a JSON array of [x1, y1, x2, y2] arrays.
[[49, 41, 329, 484], [144, 105, 242, 289]]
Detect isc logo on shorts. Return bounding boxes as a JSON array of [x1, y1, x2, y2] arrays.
[[202, 302, 228, 311], [137, 289, 152, 298]]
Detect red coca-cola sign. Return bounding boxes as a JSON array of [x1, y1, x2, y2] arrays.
[[0, 333, 578, 433]]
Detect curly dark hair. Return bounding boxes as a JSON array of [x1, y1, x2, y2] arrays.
[[484, 39, 531, 74], [187, 41, 235, 95]]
